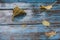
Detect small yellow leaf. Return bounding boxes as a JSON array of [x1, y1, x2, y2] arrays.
[[40, 5, 52, 10], [45, 31, 56, 38], [12, 6, 26, 21], [13, 6, 26, 17], [22, 24, 27, 28], [42, 20, 50, 26], [45, 5, 52, 10], [40, 1, 57, 10]]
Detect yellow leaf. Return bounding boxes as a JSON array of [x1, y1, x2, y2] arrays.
[[22, 24, 27, 28], [45, 31, 56, 38], [40, 5, 52, 10], [13, 6, 26, 17], [12, 6, 26, 21], [45, 5, 52, 10], [42, 20, 50, 26], [40, 1, 57, 10]]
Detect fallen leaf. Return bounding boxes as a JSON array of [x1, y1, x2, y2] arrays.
[[45, 31, 56, 38], [42, 20, 50, 26]]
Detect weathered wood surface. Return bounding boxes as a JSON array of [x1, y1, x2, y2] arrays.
[[0, 0, 60, 40]]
